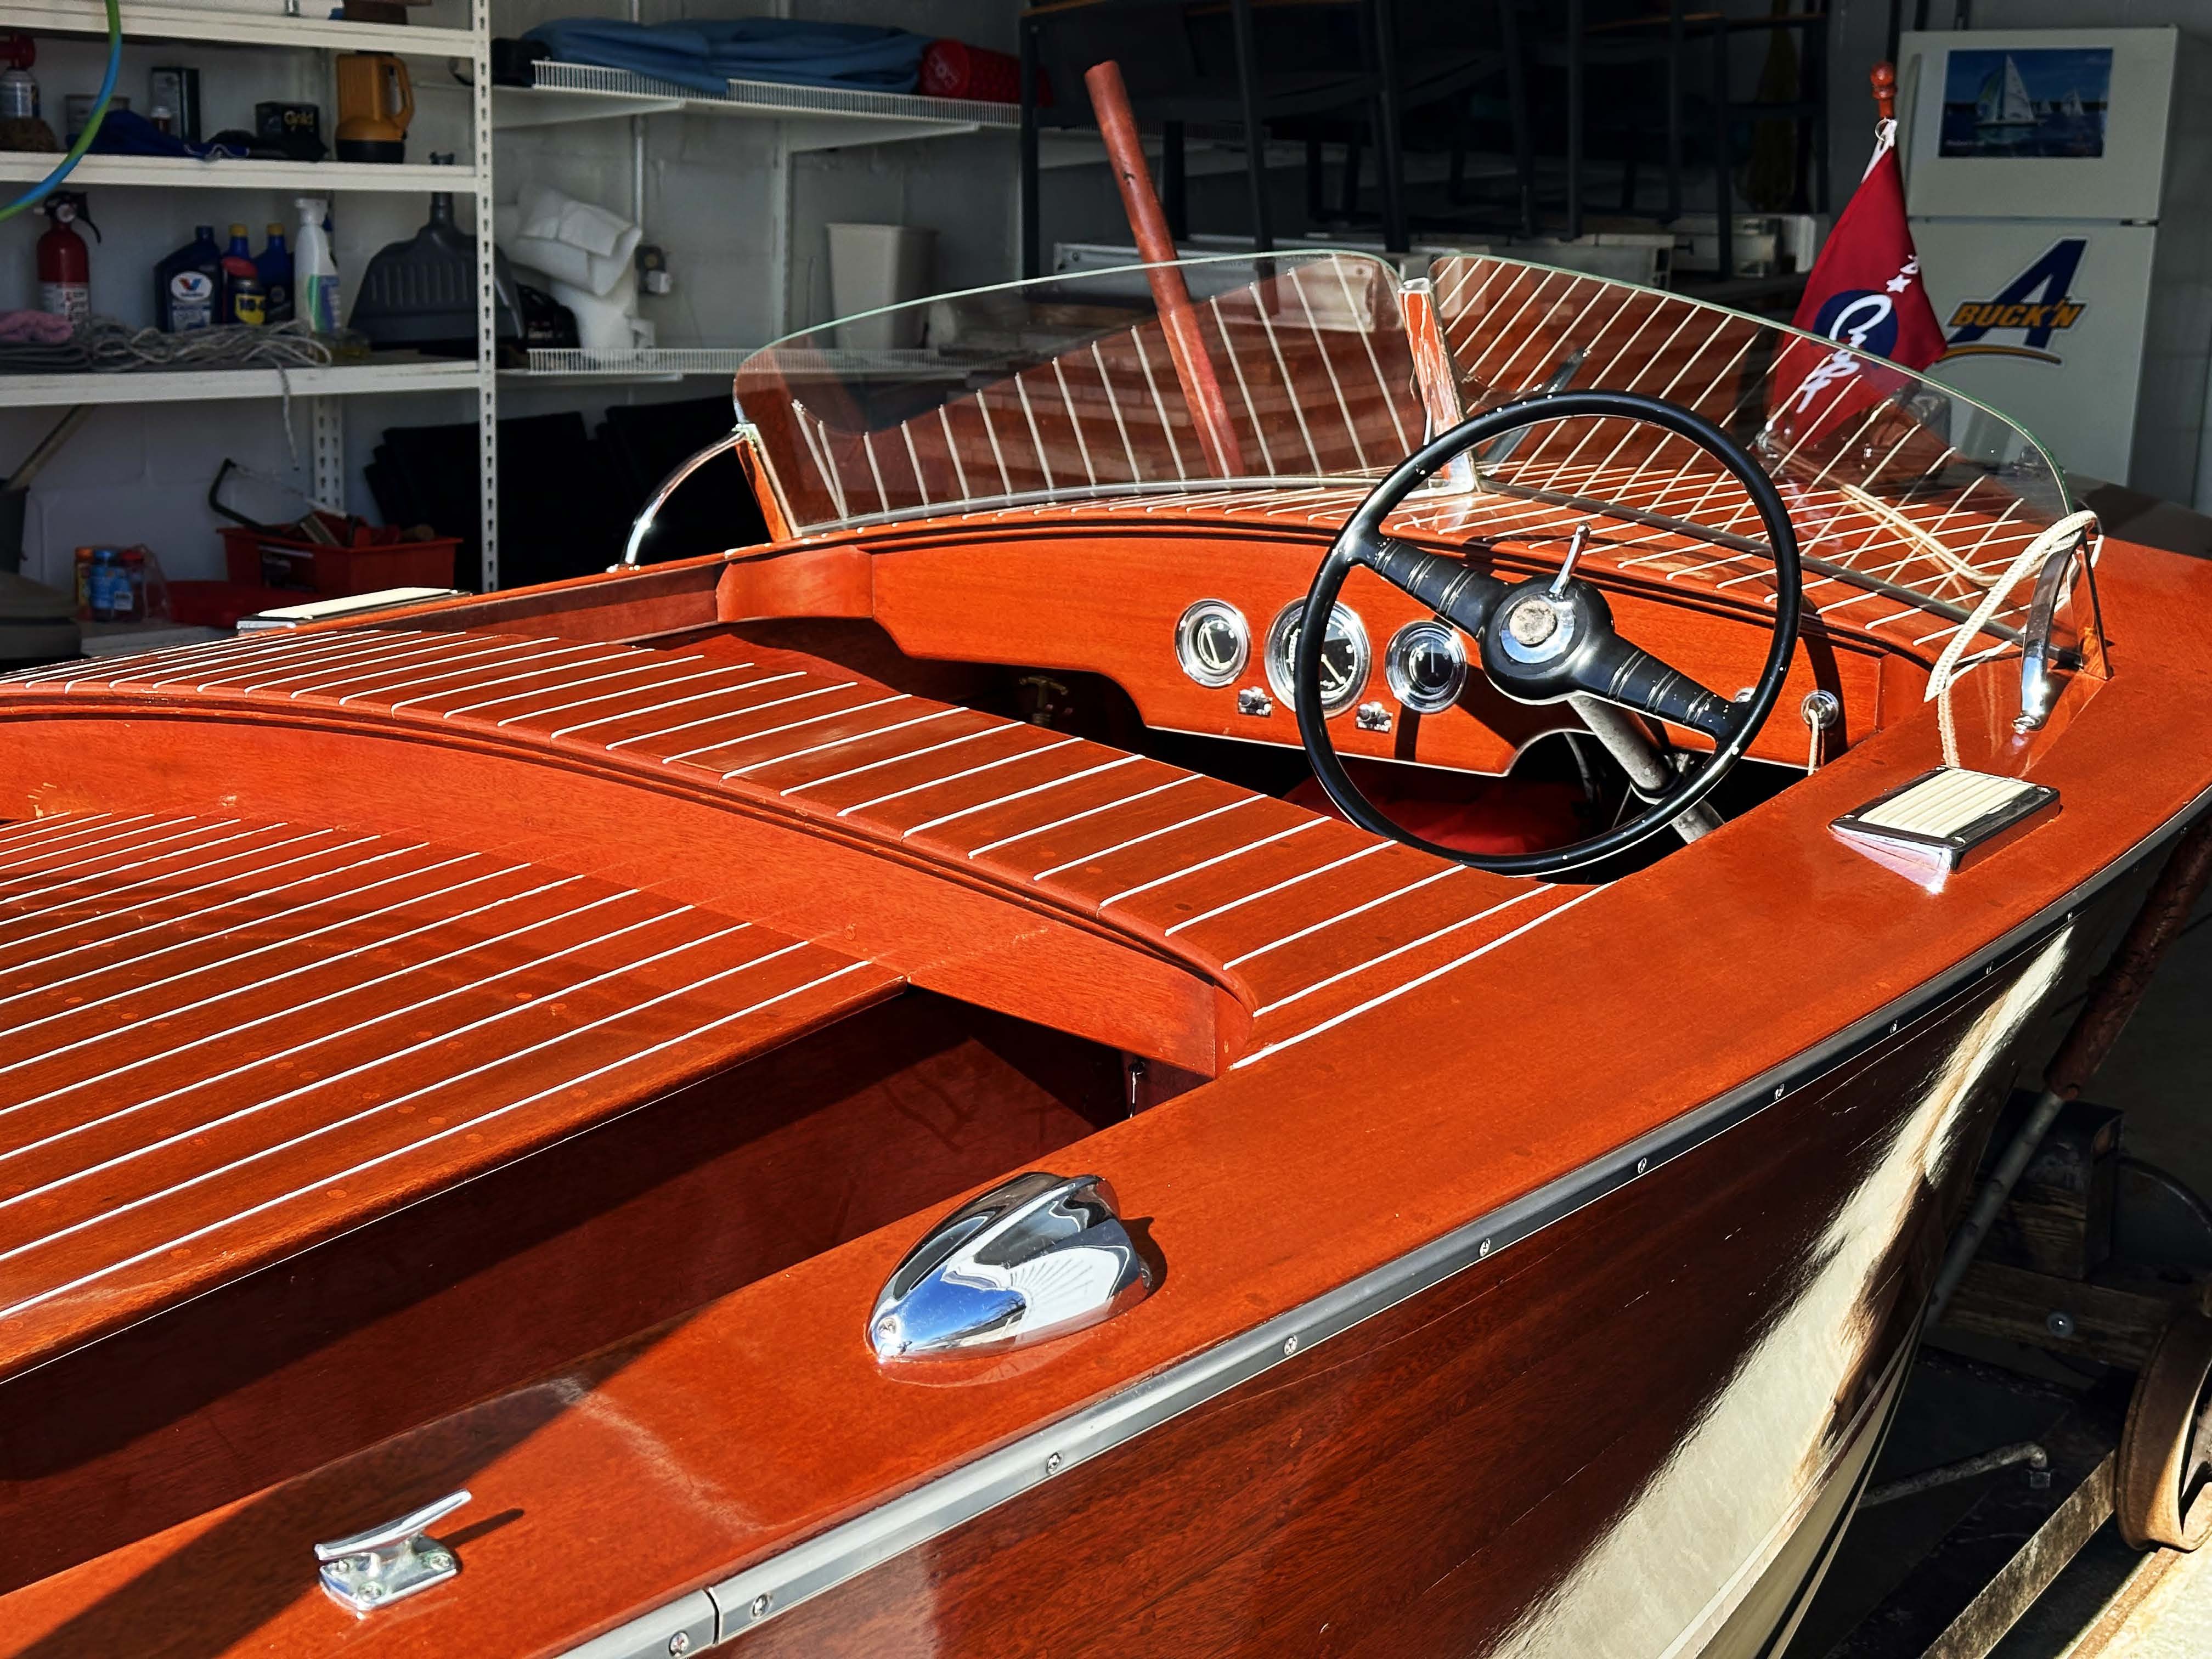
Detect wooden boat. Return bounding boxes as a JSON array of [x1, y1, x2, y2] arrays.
[[0, 245, 2203, 1659]]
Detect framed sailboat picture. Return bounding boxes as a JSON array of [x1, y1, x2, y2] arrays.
[[1939, 46, 2112, 158]]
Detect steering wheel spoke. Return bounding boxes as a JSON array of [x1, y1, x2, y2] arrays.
[[1360, 536, 1507, 641], [1573, 635, 1734, 741]]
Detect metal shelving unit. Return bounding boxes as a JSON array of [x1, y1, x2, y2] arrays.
[[495, 61, 1018, 151], [0, 0, 498, 582]]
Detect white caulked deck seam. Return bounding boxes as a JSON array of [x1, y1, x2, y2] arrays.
[[440, 654, 702, 719], [0, 847, 487, 1019], [1252, 883, 1555, 1018], [0, 818, 207, 892], [0, 629, 272, 686], [0, 879, 625, 1134], [249, 635, 530, 699], [722, 707, 961, 776], [385, 644, 634, 711], [1226, 864, 1469, 970], [495, 663, 754, 730], [0, 871, 612, 1108], [0, 956, 882, 1333], [659, 695, 910, 767], [0, 831, 374, 972], [964, 775, 1198, 861], [0, 812, 119, 853], [1099, 817, 1327, 912], [610, 685, 855, 753], [1234, 887, 1597, 1068], [0, 814, 155, 876], [283, 637, 542, 699], [902, 754, 1143, 840], [838, 737, 1081, 819], [1030, 794, 1261, 884], [1165, 840, 1393, 938], [0, 820, 259, 911], [546, 672, 812, 741], [87, 629, 397, 691], [781, 721, 1014, 797], [333, 640, 588, 706], [169, 631, 470, 695], [0, 904, 725, 1215]]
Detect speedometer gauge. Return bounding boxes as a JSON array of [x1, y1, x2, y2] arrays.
[[1266, 602, 1370, 718]]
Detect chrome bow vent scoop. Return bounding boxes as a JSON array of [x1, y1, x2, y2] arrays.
[[870, 1172, 1152, 1362]]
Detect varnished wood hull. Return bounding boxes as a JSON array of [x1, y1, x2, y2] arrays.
[[720, 918, 2092, 1659]]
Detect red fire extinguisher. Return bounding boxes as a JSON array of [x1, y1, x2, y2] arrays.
[[37, 193, 98, 329]]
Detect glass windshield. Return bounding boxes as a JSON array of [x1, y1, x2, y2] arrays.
[[735, 251, 2071, 642]]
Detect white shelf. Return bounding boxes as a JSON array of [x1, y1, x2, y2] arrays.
[[516, 346, 758, 378], [0, 153, 481, 191], [495, 63, 1018, 151], [0, 0, 476, 54], [0, 153, 481, 192], [0, 358, 485, 407]]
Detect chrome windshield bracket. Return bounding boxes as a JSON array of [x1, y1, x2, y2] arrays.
[[1398, 278, 1475, 496], [615, 424, 758, 571], [2017, 524, 2102, 732], [870, 1172, 1152, 1361], [314, 1489, 471, 1613]]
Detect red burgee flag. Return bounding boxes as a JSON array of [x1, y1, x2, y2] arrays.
[[1769, 124, 1946, 448]]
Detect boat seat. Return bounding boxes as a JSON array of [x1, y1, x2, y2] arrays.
[[0, 812, 902, 1381]]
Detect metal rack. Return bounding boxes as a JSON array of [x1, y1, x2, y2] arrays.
[[0, 0, 499, 581]]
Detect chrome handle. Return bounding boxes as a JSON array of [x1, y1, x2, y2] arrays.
[[615, 426, 744, 570], [315, 1489, 470, 1612], [870, 1172, 1152, 1362]]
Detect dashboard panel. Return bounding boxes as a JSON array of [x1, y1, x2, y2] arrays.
[[860, 524, 1902, 776]]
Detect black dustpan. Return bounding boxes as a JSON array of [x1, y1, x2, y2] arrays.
[[350, 192, 521, 356]]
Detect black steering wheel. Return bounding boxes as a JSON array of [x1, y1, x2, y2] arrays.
[[1295, 389, 1802, 877]]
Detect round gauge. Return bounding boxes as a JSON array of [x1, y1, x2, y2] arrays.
[[1175, 599, 1250, 687], [1266, 601, 1370, 717], [1384, 619, 1469, 715]]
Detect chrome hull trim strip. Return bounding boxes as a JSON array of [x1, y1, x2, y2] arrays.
[[569, 789, 2210, 1658]]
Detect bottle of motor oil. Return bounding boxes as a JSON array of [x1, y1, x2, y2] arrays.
[[221, 224, 265, 325], [36, 193, 95, 328], [257, 223, 294, 323], [294, 197, 341, 333], [155, 224, 222, 332]]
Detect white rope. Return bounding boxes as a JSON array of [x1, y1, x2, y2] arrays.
[[1923, 507, 2099, 767]]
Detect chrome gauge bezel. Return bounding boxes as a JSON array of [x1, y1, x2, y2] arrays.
[[1266, 601, 1370, 718], [1384, 619, 1469, 715], [1173, 599, 1251, 688]]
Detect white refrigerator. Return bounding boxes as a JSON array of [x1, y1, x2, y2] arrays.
[[1898, 27, 2212, 505]]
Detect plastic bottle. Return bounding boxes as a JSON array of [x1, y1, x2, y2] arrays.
[[0, 34, 37, 120], [88, 549, 120, 623], [294, 197, 341, 334], [36, 194, 93, 328], [220, 223, 265, 326], [257, 223, 294, 324], [155, 224, 222, 333]]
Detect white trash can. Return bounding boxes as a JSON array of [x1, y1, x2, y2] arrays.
[[827, 223, 936, 350]]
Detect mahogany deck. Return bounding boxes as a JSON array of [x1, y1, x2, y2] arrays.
[[0, 629, 1580, 1070], [0, 812, 902, 1380]]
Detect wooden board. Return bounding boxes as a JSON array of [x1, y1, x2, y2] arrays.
[[0, 813, 901, 1381]]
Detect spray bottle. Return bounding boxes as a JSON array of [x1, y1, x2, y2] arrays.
[[294, 196, 342, 333], [36, 193, 95, 328]]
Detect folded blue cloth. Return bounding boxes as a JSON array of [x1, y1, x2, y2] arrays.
[[523, 17, 926, 97], [85, 108, 249, 160]]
